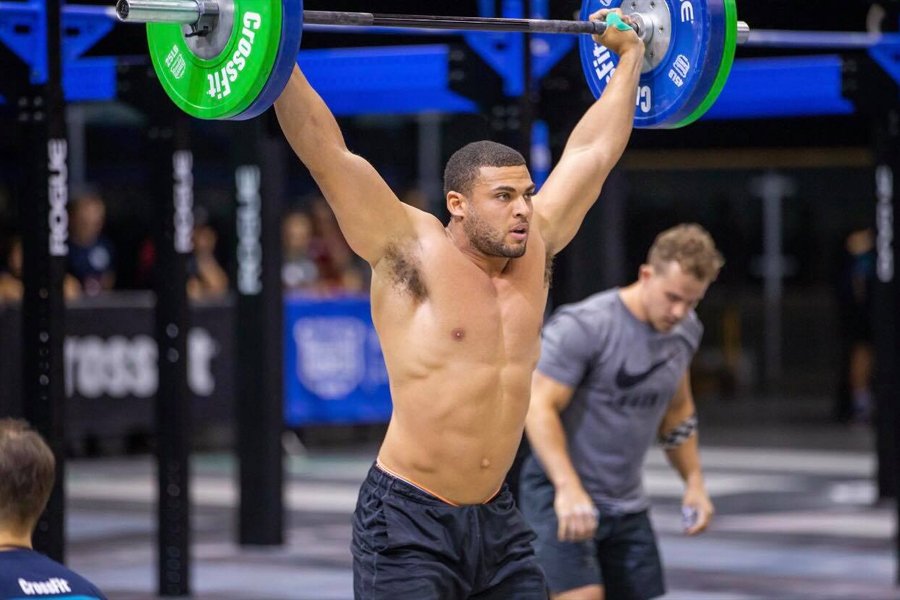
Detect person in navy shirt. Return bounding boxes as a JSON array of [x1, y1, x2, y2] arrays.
[[67, 187, 115, 296], [0, 419, 106, 600]]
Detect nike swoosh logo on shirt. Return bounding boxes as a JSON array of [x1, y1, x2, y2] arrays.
[[615, 358, 671, 389]]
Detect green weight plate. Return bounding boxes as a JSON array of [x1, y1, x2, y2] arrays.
[[671, 0, 738, 128], [147, 0, 285, 120]]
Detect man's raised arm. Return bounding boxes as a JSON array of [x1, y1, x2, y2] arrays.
[[274, 65, 417, 266], [535, 10, 643, 254]]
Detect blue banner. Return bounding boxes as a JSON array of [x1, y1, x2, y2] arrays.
[[283, 295, 393, 426]]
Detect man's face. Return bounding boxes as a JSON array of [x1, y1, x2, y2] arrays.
[[461, 166, 535, 259], [641, 261, 710, 333], [71, 197, 106, 241], [283, 213, 313, 254], [8, 239, 22, 277]]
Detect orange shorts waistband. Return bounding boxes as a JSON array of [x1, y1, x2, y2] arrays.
[[374, 459, 502, 506]]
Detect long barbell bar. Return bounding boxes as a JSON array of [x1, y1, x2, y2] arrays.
[[744, 28, 891, 49], [303, 12, 612, 35], [0, 0, 888, 50], [1, 0, 889, 51], [115, 0, 690, 42], [114, 0, 900, 51], [116, 0, 609, 35]]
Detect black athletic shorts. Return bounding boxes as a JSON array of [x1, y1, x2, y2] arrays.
[[519, 458, 665, 600], [351, 462, 548, 599]]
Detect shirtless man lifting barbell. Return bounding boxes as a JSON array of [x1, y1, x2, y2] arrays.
[[274, 9, 643, 599]]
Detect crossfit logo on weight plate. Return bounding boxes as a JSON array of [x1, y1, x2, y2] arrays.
[[592, 44, 615, 85], [594, 44, 653, 113], [207, 11, 263, 100], [635, 84, 651, 113]]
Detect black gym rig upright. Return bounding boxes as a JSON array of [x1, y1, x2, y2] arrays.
[[9, 0, 69, 564]]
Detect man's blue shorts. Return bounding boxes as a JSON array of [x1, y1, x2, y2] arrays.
[[519, 457, 665, 600], [351, 462, 548, 599]]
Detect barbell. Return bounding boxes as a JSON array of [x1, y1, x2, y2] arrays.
[[113, 0, 893, 126], [115, 0, 755, 125]]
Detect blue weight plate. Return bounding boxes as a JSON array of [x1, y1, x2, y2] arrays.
[[664, 0, 728, 126], [232, 0, 303, 120], [579, 0, 722, 129]]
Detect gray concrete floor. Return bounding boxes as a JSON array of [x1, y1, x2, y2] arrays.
[[62, 396, 900, 600]]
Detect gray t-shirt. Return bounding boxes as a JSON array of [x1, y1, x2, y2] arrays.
[[536, 288, 702, 514]]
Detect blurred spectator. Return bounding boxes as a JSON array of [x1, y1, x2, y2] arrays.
[[134, 210, 229, 300], [67, 187, 115, 296], [835, 227, 876, 424], [0, 236, 23, 302], [134, 235, 155, 290], [187, 212, 229, 301], [308, 197, 368, 294], [282, 208, 319, 293], [0, 236, 80, 303], [0, 418, 107, 599]]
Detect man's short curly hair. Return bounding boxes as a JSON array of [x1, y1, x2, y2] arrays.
[[648, 224, 724, 282], [443, 141, 526, 197]]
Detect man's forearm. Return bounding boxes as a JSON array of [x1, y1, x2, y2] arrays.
[[526, 408, 583, 490], [274, 65, 348, 176], [565, 47, 642, 157], [665, 434, 705, 489]]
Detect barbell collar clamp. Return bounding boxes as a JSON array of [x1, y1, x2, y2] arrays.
[[737, 21, 749, 45], [116, 0, 200, 24], [116, 0, 218, 36]]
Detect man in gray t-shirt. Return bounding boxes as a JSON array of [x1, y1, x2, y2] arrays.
[[519, 224, 723, 600]]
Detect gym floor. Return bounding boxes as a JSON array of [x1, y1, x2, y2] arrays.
[[65, 396, 897, 600]]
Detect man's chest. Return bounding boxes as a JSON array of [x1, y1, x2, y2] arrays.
[[426, 272, 547, 359]]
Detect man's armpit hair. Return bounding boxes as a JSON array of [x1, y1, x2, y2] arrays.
[[384, 241, 428, 301], [544, 250, 555, 288]]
